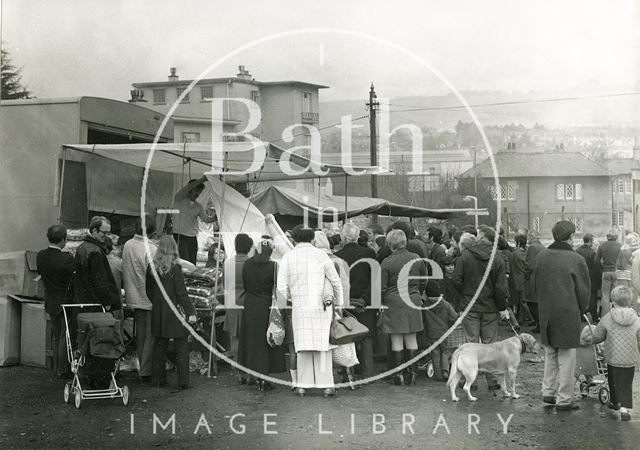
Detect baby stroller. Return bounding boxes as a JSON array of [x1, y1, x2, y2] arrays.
[[61, 304, 130, 409], [575, 314, 609, 405]]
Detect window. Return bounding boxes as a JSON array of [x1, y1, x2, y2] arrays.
[[489, 184, 508, 201], [153, 89, 166, 104], [176, 87, 189, 103], [507, 183, 516, 201], [624, 179, 631, 194], [302, 91, 311, 113], [618, 211, 625, 227], [251, 90, 259, 103], [533, 216, 540, 233], [200, 86, 213, 101], [618, 179, 624, 194], [565, 183, 574, 200], [181, 132, 200, 143], [575, 183, 582, 200], [569, 217, 583, 233], [557, 183, 582, 201]]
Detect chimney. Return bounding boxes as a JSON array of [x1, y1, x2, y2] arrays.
[[128, 89, 146, 103], [634, 137, 640, 161], [236, 65, 252, 80], [168, 67, 178, 82]]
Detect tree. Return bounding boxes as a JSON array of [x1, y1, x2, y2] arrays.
[[1, 47, 32, 99]]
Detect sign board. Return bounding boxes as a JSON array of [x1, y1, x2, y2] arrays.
[[466, 210, 490, 216]]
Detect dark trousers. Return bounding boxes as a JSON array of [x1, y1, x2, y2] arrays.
[[607, 364, 635, 409], [428, 340, 450, 380], [49, 313, 69, 376], [528, 302, 539, 326], [173, 234, 198, 265], [356, 337, 375, 378], [153, 337, 189, 387], [588, 290, 599, 321], [463, 311, 499, 386]]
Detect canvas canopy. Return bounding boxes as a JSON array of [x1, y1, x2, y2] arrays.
[[62, 142, 390, 182], [251, 185, 479, 220], [61, 141, 391, 218]]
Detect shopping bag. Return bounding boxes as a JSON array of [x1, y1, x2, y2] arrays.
[[329, 309, 369, 345], [266, 303, 285, 347], [332, 342, 359, 368]]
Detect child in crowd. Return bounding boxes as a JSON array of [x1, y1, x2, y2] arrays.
[[582, 285, 640, 421], [422, 280, 459, 381]]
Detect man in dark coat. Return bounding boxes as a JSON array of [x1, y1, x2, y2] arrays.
[[575, 233, 601, 322], [595, 229, 622, 317], [451, 226, 509, 390], [335, 222, 377, 378], [37, 224, 74, 377], [525, 230, 545, 332], [535, 220, 590, 410], [73, 216, 122, 315]]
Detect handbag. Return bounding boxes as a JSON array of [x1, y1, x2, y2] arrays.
[[266, 262, 285, 347], [332, 342, 359, 368], [329, 308, 369, 345]]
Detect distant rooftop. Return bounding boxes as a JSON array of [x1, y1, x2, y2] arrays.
[[132, 65, 328, 89], [460, 151, 633, 178]]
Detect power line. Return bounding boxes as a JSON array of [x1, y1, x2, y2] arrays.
[[386, 91, 640, 113], [265, 91, 640, 143]]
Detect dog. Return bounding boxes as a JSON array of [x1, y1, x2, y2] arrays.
[[447, 333, 539, 402]]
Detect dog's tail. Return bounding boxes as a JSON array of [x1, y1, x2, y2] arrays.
[[446, 347, 461, 387]]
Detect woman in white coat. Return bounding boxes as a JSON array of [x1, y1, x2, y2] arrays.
[[277, 226, 343, 397]]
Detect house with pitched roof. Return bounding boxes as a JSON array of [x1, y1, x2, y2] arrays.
[[460, 148, 640, 239]]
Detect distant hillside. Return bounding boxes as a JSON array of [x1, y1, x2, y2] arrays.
[[318, 90, 640, 131]]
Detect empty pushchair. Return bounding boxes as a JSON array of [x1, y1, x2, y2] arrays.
[[575, 314, 610, 405], [61, 303, 130, 409]]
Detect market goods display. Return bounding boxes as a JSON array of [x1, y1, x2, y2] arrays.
[[184, 268, 223, 311]]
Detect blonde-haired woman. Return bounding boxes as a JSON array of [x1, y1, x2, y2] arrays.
[[378, 229, 426, 385], [146, 235, 196, 391]]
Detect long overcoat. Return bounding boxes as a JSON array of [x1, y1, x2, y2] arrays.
[[534, 241, 590, 348]]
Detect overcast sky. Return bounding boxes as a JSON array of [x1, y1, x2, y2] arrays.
[[2, 0, 639, 103]]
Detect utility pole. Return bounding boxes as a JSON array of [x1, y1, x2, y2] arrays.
[[366, 83, 380, 225], [473, 146, 478, 198]]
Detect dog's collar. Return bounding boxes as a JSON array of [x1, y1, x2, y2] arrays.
[[518, 337, 526, 353]]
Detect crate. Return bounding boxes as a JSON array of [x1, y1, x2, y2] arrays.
[[20, 302, 51, 368], [0, 251, 45, 299], [0, 295, 21, 366]]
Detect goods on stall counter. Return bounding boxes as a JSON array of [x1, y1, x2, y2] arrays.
[[185, 267, 222, 284], [188, 293, 217, 309], [67, 228, 89, 241]]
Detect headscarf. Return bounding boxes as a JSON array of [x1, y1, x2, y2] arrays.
[[312, 230, 332, 253], [253, 235, 274, 263]]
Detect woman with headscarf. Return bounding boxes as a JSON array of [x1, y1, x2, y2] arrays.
[[313, 231, 352, 387], [146, 235, 197, 391], [238, 235, 286, 391], [378, 229, 426, 385]]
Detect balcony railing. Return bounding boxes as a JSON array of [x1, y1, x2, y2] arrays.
[[301, 112, 319, 124]]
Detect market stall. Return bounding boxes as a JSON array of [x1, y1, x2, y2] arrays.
[[60, 141, 391, 375]]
